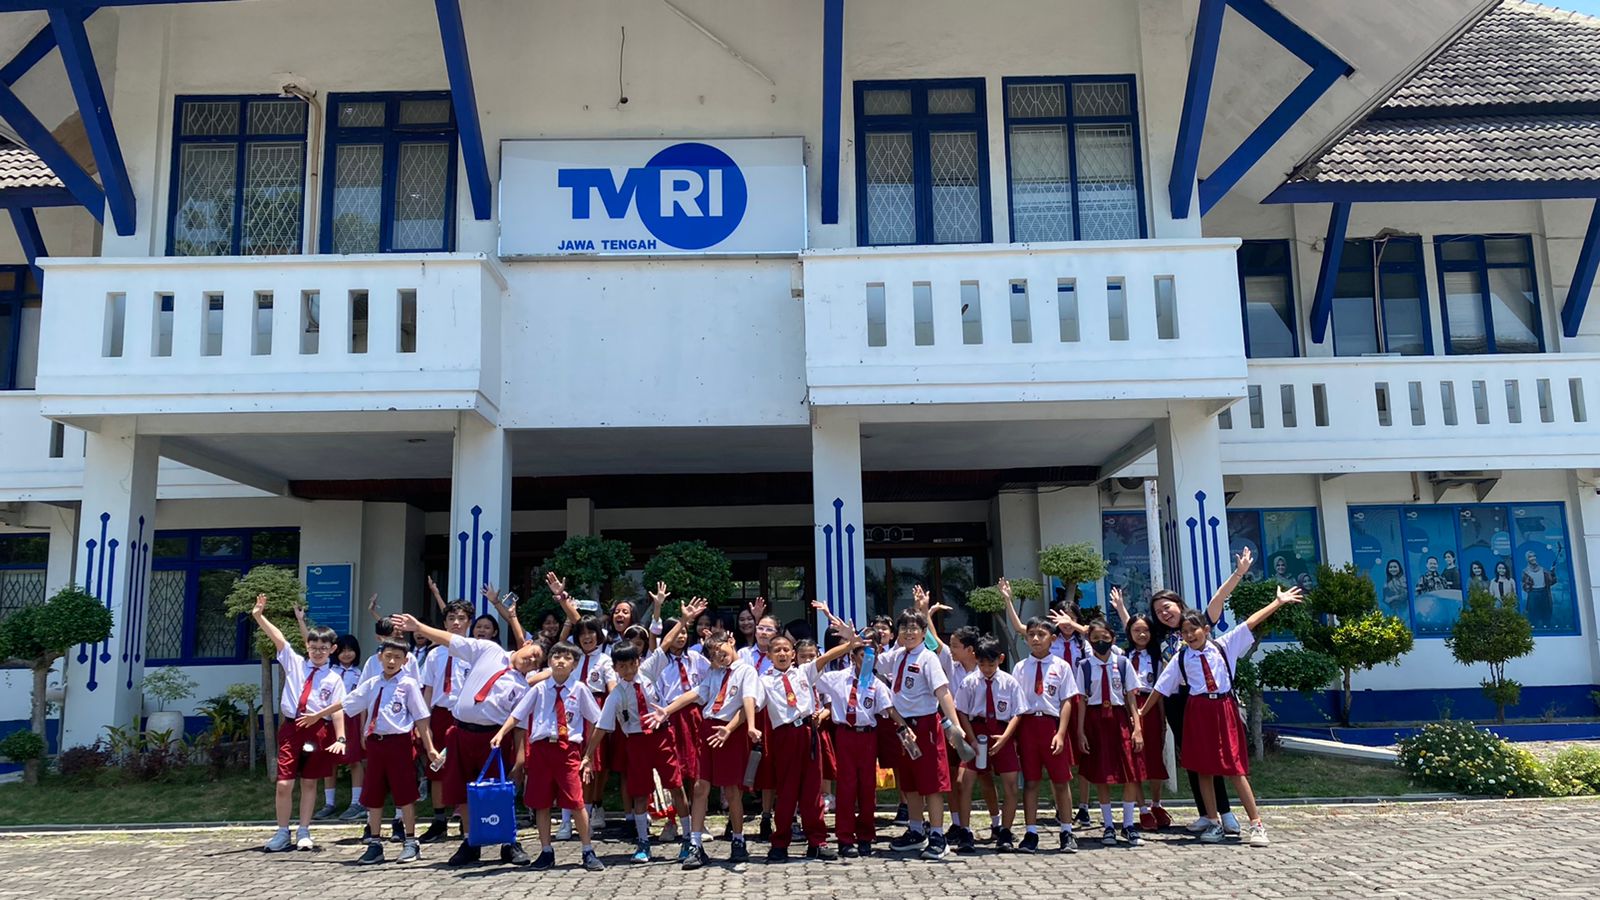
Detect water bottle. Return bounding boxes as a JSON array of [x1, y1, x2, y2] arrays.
[[976, 734, 989, 771], [430, 747, 449, 772], [858, 642, 876, 691], [897, 725, 923, 761], [741, 738, 765, 791], [943, 716, 977, 762]]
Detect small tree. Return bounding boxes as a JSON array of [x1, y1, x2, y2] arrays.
[[642, 541, 734, 618], [1303, 564, 1414, 726], [0, 585, 113, 784], [223, 565, 303, 781], [1038, 543, 1107, 610], [517, 535, 634, 624], [1446, 586, 1535, 724]]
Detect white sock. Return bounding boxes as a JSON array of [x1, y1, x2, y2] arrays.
[[690, 831, 703, 847], [582, 843, 594, 853], [324, 788, 335, 805], [634, 815, 650, 841], [351, 787, 362, 804], [1100, 803, 1114, 827], [949, 812, 962, 827], [679, 815, 692, 836], [909, 821, 925, 835], [561, 809, 572, 827], [1122, 802, 1136, 826], [1025, 825, 1038, 835], [930, 826, 943, 837]]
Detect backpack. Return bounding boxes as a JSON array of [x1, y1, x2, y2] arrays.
[[1177, 639, 1235, 697]]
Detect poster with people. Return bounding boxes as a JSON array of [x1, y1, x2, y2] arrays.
[[1349, 506, 1411, 629], [1456, 505, 1514, 607], [1510, 504, 1576, 634], [1402, 507, 1463, 636], [1100, 511, 1151, 621], [1227, 508, 1319, 587]]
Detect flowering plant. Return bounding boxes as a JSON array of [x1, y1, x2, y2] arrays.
[[1396, 720, 1544, 797]]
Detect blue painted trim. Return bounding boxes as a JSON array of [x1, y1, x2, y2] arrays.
[[1328, 235, 1432, 357], [1168, 0, 1225, 221], [1236, 239, 1298, 358], [319, 91, 458, 254], [0, 187, 80, 208], [0, 82, 104, 219], [8, 207, 44, 280], [1308, 202, 1349, 343], [1562, 201, 1600, 338], [1266, 179, 1600, 204], [0, 6, 101, 86], [1226, 0, 1345, 70], [1000, 74, 1148, 241], [0, 0, 228, 10], [433, 0, 490, 221], [819, 0, 844, 226], [50, 7, 134, 236], [1197, 58, 1345, 216], [853, 78, 991, 247], [166, 95, 308, 256], [0, 264, 34, 391], [1433, 234, 1544, 354], [1266, 684, 1600, 728]]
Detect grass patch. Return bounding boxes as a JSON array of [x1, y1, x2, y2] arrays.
[[1164, 749, 1419, 800]]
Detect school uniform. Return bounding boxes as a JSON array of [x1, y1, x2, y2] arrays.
[[576, 646, 618, 773], [1151, 625, 1253, 777], [344, 672, 429, 808], [1076, 651, 1145, 785], [1012, 653, 1080, 783], [759, 662, 828, 850], [442, 636, 528, 807], [879, 644, 952, 795], [811, 679, 837, 781], [597, 673, 682, 797], [361, 651, 421, 684], [642, 647, 707, 781], [953, 669, 1023, 775], [420, 643, 469, 784], [331, 662, 365, 765], [689, 664, 762, 788], [817, 667, 892, 845], [273, 647, 347, 782], [511, 672, 601, 811], [737, 645, 776, 676], [738, 645, 780, 791], [1128, 648, 1167, 781]]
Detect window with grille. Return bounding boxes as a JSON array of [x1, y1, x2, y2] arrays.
[[145, 528, 299, 664], [1331, 236, 1431, 357], [1003, 76, 1146, 242], [1434, 235, 1543, 355], [169, 97, 308, 256], [322, 93, 457, 254], [854, 79, 991, 246], [0, 534, 49, 629], [0, 265, 40, 391], [1237, 240, 1297, 358]]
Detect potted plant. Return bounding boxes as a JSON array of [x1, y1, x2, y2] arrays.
[[0, 584, 113, 784], [142, 666, 197, 742]]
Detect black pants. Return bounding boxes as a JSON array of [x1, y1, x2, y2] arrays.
[[1165, 691, 1231, 816]]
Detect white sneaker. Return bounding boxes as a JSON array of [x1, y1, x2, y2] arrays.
[[1221, 812, 1241, 835], [1185, 816, 1215, 834], [660, 820, 679, 842], [1247, 823, 1269, 846], [1199, 824, 1227, 844], [295, 828, 314, 851], [823, 794, 835, 814], [555, 820, 574, 841], [264, 828, 293, 852], [593, 805, 607, 828]]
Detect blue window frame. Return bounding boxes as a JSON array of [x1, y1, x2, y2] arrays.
[[854, 78, 991, 246], [168, 96, 309, 257], [0, 264, 41, 391], [1434, 234, 1544, 355], [1237, 240, 1298, 358], [146, 528, 299, 665], [1002, 75, 1147, 242], [0, 533, 49, 626], [321, 92, 458, 254], [1331, 236, 1432, 357]]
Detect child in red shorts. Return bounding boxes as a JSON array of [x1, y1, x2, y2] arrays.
[[418, 597, 474, 842], [815, 626, 893, 857], [250, 594, 348, 853], [589, 643, 690, 864], [642, 593, 708, 850], [953, 635, 1022, 854], [878, 609, 962, 862], [1012, 611, 1082, 853]]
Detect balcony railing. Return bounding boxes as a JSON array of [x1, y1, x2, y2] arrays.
[[34, 253, 505, 421], [800, 239, 1246, 407]]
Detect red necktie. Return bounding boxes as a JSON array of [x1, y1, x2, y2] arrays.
[[846, 681, 860, 726], [754, 650, 765, 672], [781, 672, 798, 708], [1100, 661, 1111, 705], [711, 670, 733, 714], [296, 666, 319, 714], [676, 655, 690, 691], [365, 686, 382, 736], [554, 684, 569, 741], [984, 678, 996, 718], [1033, 659, 1044, 696], [894, 654, 910, 693], [1199, 652, 1219, 693], [580, 653, 591, 686], [443, 658, 453, 695], [474, 666, 511, 703], [633, 680, 650, 731]]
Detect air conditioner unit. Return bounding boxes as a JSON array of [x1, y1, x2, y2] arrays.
[[1224, 475, 1244, 504], [1427, 470, 1501, 502]]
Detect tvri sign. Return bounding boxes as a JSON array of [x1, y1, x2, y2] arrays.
[[498, 137, 807, 257]]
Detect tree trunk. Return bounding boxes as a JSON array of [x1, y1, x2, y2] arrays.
[[25, 661, 48, 785], [246, 706, 258, 773], [260, 658, 275, 783], [1341, 668, 1353, 727], [1250, 690, 1265, 760]]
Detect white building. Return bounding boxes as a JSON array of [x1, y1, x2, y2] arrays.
[[0, 0, 1596, 748]]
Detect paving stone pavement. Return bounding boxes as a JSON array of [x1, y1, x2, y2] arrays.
[[0, 799, 1594, 899]]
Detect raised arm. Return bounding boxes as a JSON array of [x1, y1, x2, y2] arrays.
[[1242, 584, 1303, 633], [427, 575, 446, 615], [662, 597, 708, 653], [649, 581, 670, 630], [809, 602, 862, 669], [291, 600, 310, 647], [392, 613, 455, 651], [251, 594, 289, 652], [999, 578, 1026, 635], [483, 583, 527, 647], [364, 592, 381, 622], [549, 571, 579, 642], [1205, 547, 1254, 624], [1109, 586, 1132, 627]]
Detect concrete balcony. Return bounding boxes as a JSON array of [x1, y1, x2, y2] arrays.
[[800, 239, 1247, 408], [33, 254, 505, 425]]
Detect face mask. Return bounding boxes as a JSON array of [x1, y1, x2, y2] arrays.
[[1091, 639, 1114, 655]]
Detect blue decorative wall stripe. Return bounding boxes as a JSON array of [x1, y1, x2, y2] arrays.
[[820, 498, 859, 623], [456, 504, 495, 615]]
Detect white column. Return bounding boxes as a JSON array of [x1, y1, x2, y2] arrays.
[[449, 413, 511, 619], [1155, 403, 1230, 614], [812, 409, 866, 628], [1570, 470, 1600, 681], [1318, 475, 1354, 567], [993, 489, 1042, 585], [41, 504, 78, 597], [566, 498, 596, 538], [62, 420, 159, 747]]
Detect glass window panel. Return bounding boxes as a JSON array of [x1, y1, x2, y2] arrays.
[[1486, 266, 1540, 353], [927, 87, 976, 115], [247, 100, 307, 135], [1485, 238, 1529, 265], [251, 531, 299, 560], [0, 535, 49, 565], [1444, 270, 1488, 354], [1073, 81, 1130, 117], [153, 537, 189, 559], [337, 101, 386, 128], [241, 142, 305, 255], [1243, 273, 1295, 358], [938, 557, 977, 631], [1509, 503, 1577, 633], [864, 558, 889, 619], [1073, 123, 1138, 241], [330, 143, 383, 254], [1008, 124, 1072, 242], [928, 131, 982, 243], [0, 303, 14, 388], [1239, 240, 1288, 271], [1347, 506, 1412, 629], [1379, 271, 1427, 356], [891, 558, 933, 610], [172, 144, 237, 256], [1007, 83, 1065, 119], [1440, 240, 1477, 261], [1332, 269, 1378, 356], [863, 132, 916, 245], [398, 98, 452, 126], [180, 100, 239, 136], [1402, 507, 1464, 636], [194, 568, 243, 658], [1377, 238, 1417, 264], [862, 89, 912, 116], [199, 535, 244, 557], [391, 142, 451, 250], [0, 569, 46, 623], [143, 570, 187, 660]]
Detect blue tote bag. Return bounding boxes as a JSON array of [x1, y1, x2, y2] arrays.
[[466, 746, 518, 847]]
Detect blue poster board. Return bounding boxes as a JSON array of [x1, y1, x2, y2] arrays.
[[304, 564, 354, 637]]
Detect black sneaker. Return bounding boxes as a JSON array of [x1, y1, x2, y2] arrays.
[[839, 842, 860, 858], [946, 824, 967, 845], [920, 831, 948, 861], [718, 822, 733, 841], [1101, 825, 1118, 846], [766, 845, 788, 862], [806, 843, 838, 860], [1074, 806, 1091, 827], [390, 817, 405, 842], [729, 838, 749, 865], [503, 842, 531, 866], [682, 845, 709, 870], [954, 828, 977, 855], [889, 828, 928, 852], [446, 840, 481, 866], [581, 849, 605, 871], [994, 828, 1016, 853], [894, 802, 909, 826], [530, 847, 555, 871], [758, 815, 772, 841], [856, 840, 874, 857], [418, 819, 450, 844], [1122, 825, 1142, 847], [1018, 830, 1039, 854], [358, 840, 385, 865], [1059, 829, 1079, 853]]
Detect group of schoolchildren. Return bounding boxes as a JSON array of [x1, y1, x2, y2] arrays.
[[256, 548, 1303, 871]]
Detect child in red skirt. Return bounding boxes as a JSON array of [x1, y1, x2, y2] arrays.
[[1074, 620, 1145, 848], [643, 593, 709, 853], [952, 635, 1022, 854], [1142, 585, 1303, 847], [1123, 612, 1170, 830], [328, 634, 365, 820], [417, 598, 474, 843]]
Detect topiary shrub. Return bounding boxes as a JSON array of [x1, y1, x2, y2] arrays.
[[0, 729, 46, 765], [1038, 544, 1106, 605], [1396, 721, 1545, 797], [0, 584, 114, 784], [1446, 587, 1535, 724], [1543, 745, 1600, 797], [642, 540, 734, 618], [518, 535, 635, 623]]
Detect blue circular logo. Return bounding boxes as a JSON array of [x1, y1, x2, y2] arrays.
[[637, 143, 747, 250]]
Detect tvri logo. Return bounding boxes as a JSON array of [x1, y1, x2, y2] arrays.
[[556, 143, 749, 250]]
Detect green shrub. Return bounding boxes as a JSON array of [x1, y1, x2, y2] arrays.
[[1542, 746, 1600, 797], [1396, 721, 1545, 797], [641, 540, 734, 617], [1446, 587, 1535, 723], [1258, 646, 1340, 695], [1037, 544, 1106, 600], [0, 729, 46, 763]]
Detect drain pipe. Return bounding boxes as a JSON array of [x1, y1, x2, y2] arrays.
[[282, 83, 321, 253]]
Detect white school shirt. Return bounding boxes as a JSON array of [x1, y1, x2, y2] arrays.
[[275, 646, 347, 720], [816, 668, 893, 728], [576, 646, 615, 696], [361, 651, 420, 684], [1050, 634, 1089, 666], [760, 662, 819, 727], [421, 643, 472, 709], [692, 664, 762, 723], [597, 674, 664, 736], [878, 645, 949, 717], [1151, 624, 1255, 698], [954, 669, 1024, 722], [445, 635, 527, 727], [331, 662, 363, 694], [512, 672, 600, 746], [343, 672, 429, 736], [737, 645, 775, 676], [1012, 654, 1081, 715], [642, 647, 708, 705], [1126, 648, 1159, 690], [1077, 651, 1142, 708]]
